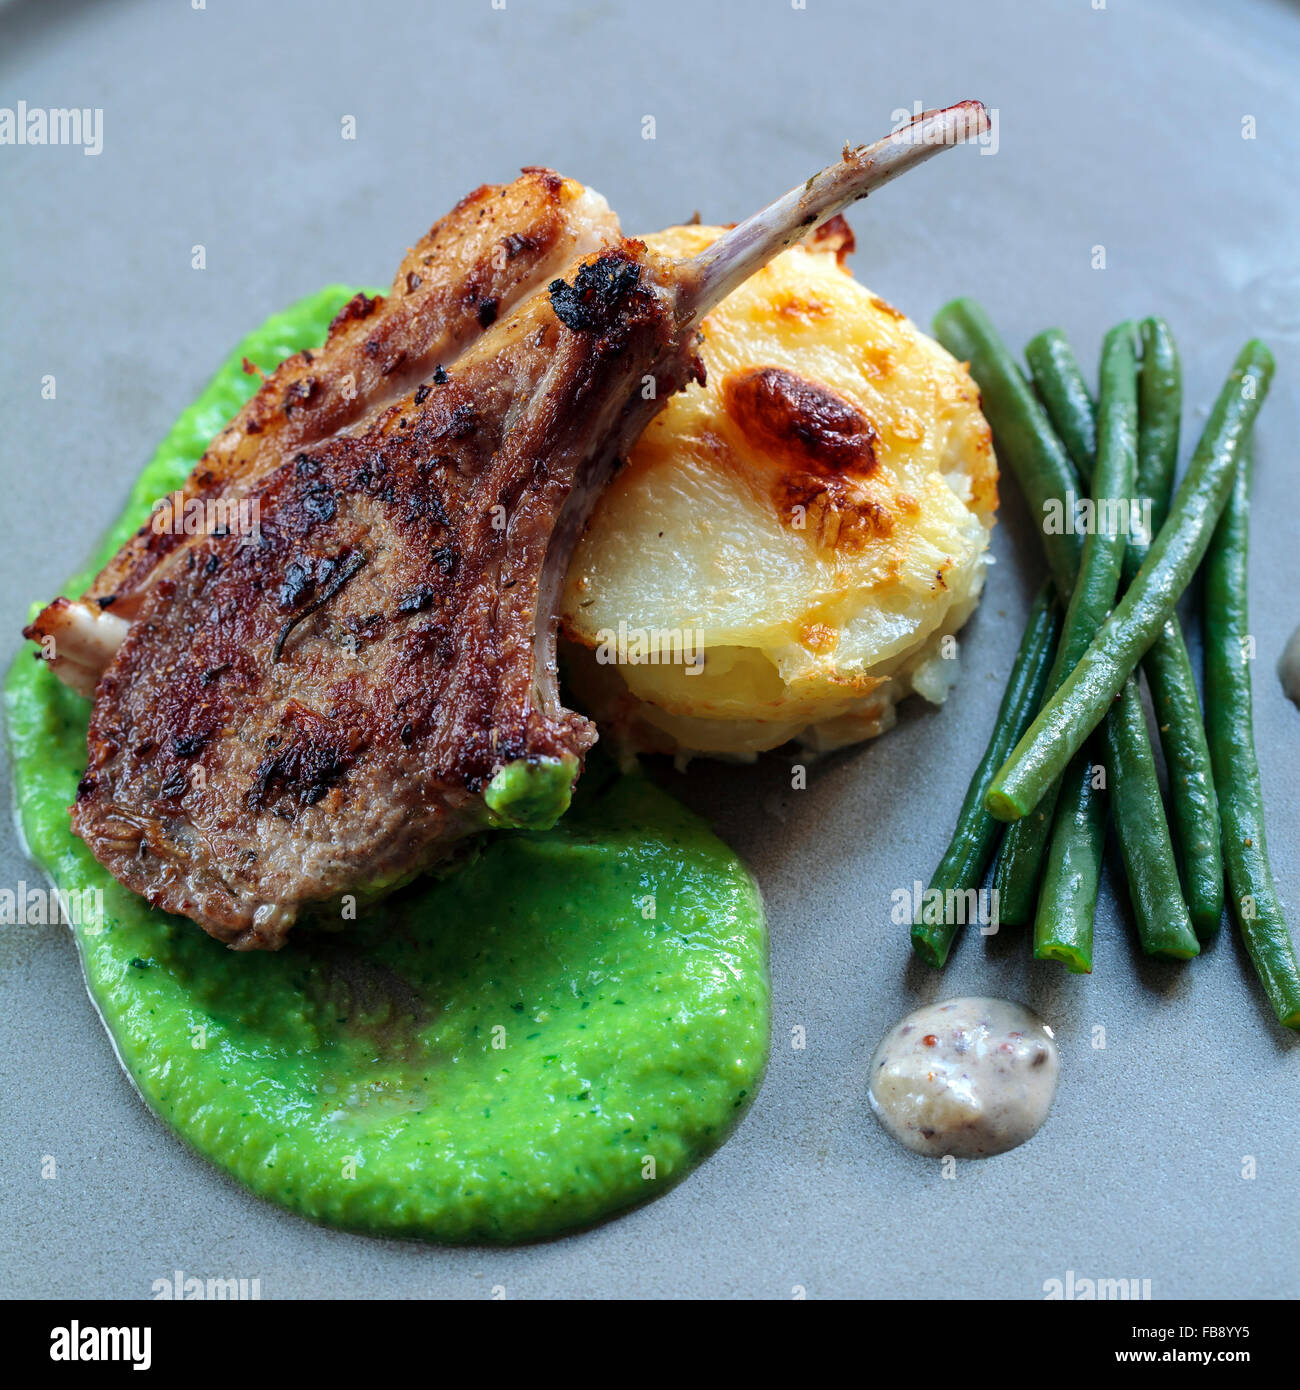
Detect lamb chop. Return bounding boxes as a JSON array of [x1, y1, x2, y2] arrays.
[[26, 103, 989, 948]]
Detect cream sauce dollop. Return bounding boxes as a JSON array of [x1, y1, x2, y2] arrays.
[[868, 997, 1058, 1158]]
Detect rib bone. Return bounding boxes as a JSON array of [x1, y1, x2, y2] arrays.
[[680, 101, 990, 325]]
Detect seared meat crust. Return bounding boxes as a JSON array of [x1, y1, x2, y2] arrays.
[[72, 241, 699, 948]]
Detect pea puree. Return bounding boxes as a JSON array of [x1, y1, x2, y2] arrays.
[[6, 287, 770, 1243]]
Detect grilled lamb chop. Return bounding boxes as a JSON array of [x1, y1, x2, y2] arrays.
[[27, 103, 988, 948]]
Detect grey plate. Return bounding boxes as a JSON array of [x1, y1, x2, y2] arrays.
[[2, 0, 1298, 1301]]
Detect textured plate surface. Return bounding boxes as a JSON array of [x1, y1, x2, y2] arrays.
[[1, 0, 1297, 1299]]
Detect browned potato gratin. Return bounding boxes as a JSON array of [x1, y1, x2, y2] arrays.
[[560, 220, 998, 759]]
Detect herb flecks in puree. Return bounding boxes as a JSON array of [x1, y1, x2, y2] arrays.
[[7, 287, 770, 1243]]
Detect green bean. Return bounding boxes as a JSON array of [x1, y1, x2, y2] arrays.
[[911, 582, 1061, 968], [992, 796, 1055, 925], [933, 299, 1080, 596], [1033, 746, 1106, 972], [1143, 624, 1222, 936], [1136, 317, 1181, 535], [1204, 443, 1300, 1027], [986, 340, 1275, 822], [1026, 329, 1097, 486], [1102, 676, 1200, 958], [1128, 317, 1222, 938], [932, 301, 1086, 922], [1048, 324, 1138, 650], [995, 323, 1138, 925]]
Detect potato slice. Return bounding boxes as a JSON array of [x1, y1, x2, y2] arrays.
[[560, 222, 997, 759]]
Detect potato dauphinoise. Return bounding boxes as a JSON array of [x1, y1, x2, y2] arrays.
[[560, 220, 999, 758]]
